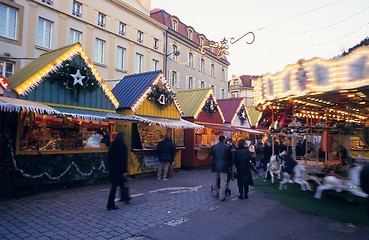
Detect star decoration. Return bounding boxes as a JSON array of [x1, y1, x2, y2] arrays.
[[71, 69, 85, 86]]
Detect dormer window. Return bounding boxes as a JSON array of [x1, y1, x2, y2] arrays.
[[98, 12, 105, 27], [42, 0, 53, 5], [72, 1, 82, 17], [172, 19, 178, 31], [234, 80, 239, 86], [200, 36, 205, 46], [188, 29, 193, 40], [137, 30, 143, 43]]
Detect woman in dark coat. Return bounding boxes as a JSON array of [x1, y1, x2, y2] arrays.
[[106, 131, 129, 210], [234, 139, 260, 199]]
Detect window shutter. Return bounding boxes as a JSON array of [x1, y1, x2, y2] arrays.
[[177, 73, 180, 88], [185, 76, 189, 90], [193, 57, 196, 69]]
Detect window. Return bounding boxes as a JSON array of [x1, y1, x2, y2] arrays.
[[188, 53, 193, 67], [234, 80, 239, 86], [200, 59, 204, 72], [200, 37, 205, 46], [42, 0, 53, 5], [98, 12, 105, 27], [187, 76, 193, 90], [210, 64, 215, 77], [152, 59, 159, 71], [36, 17, 52, 49], [172, 45, 179, 61], [0, 3, 18, 40], [72, 1, 82, 17], [221, 89, 225, 99], [200, 81, 205, 88], [222, 69, 226, 82], [172, 19, 178, 31], [188, 29, 193, 40], [137, 30, 143, 43], [119, 22, 126, 36], [0, 61, 14, 78], [69, 29, 81, 44], [170, 71, 177, 87], [153, 38, 159, 50], [135, 53, 143, 73], [231, 91, 239, 98], [116, 46, 126, 70], [94, 38, 105, 64]]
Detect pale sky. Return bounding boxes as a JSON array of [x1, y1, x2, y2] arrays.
[[151, 0, 368, 78]]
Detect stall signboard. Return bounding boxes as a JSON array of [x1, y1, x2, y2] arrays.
[[254, 46, 369, 106]]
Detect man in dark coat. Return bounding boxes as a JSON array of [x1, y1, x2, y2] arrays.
[[156, 135, 176, 180], [211, 135, 233, 201], [360, 163, 369, 218], [234, 139, 260, 199], [107, 131, 129, 210]]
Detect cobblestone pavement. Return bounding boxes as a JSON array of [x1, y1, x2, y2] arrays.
[[1, 168, 369, 240]]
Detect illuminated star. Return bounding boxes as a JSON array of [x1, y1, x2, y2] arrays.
[[71, 69, 85, 86]]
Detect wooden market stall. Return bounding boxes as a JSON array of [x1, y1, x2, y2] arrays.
[[111, 70, 203, 175], [176, 88, 231, 168], [2, 43, 119, 191], [217, 98, 266, 145], [254, 45, 369, 166]]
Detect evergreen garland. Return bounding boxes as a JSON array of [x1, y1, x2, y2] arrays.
[[203, 99, 218, 115], [147, 85, 175, 110], [237, 105, 247, 125]]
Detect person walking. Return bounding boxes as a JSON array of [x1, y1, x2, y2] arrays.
[[106, 131, 129, 210], [360, 163, 369, 218], [255, 140, 264, 170], [156, 135, 177, 180], [210, 135, 233, 201], [234, 139, 261, 199]]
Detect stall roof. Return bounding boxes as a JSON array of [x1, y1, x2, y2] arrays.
[[233, 126, 266, 134], [199, 123, 235, 131], [112, 70, 182, 113], [246, 106, 261, 127], [0, 96, 60, 114], [120, 114, 204, 129], [217, 98, 246, 124]]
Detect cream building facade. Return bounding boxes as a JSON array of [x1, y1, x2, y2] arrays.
[[151, 9, 230, 99], [0, 0, 166, 89], [228, 74, 259, 106]]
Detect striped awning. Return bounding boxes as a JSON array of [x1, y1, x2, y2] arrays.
[[53, 106, 111, 120], [0, 96, 60, 114]]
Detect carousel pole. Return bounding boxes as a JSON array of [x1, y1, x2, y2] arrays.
[[272, 107, 275, 156], [305, 116, 308, 165]]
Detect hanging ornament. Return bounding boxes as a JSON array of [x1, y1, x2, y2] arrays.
[[71, 69, 86, 86]]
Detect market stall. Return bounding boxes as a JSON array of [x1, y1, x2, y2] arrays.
[[217, 97, 266, 145], [111, 70, 203, 175], [254, 45, 369, 167], [176, 88, 230, 168], [3, 43, 119, 191]]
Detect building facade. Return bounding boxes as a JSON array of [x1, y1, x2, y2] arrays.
[[150, 9, 230, 99], [228, 74, 260, 106], [0, 0, 166, 89]]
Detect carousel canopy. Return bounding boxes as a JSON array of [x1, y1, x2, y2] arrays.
[[0, 96, 60, 114]]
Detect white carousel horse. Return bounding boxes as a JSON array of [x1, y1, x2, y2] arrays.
[[279, 164, 312, 191], [314, 163, 368, 199], [265, 155, 282, 184]]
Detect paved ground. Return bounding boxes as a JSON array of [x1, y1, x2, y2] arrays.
[[1, 168, 369, 240]]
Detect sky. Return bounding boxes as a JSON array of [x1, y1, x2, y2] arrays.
[[150, 0, 369, 78]]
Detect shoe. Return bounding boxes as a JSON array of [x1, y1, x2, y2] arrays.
[[244, 195, 248, 199], [107, 206, 119, 210], [238, 196, 244, 199], [225, 189, 231, 196], [162, 178, 168, 181], [220, 198, 226, 202], [157, 177, 162, 180]]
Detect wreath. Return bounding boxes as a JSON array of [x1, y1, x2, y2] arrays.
[[237, 105, 247, 125], [203, 99, 218, 115], [147, 84, 175, 110]]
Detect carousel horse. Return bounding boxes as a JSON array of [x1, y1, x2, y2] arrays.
[[265, 155, 282, 184], [279, 163, 312, 191], [314, 162, 368, 199]]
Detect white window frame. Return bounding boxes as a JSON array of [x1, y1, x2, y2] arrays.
[[69, 28, 81, 44], [188, 53, 193, 67], [36, 17, 52, 49], [137, 30, 143, 43], [200, 37, 205, 46], [231, 91, 239, 98], [211, 64, 215, 77], [188, 29, 193, 40], [188, 76, 193, 90], [135, 53, 143, 73], [94, 38, 105, 64], [98, 12, 105, 27], [72, 1, 82, 17], [172, 19, 178, 31], [170, 70, 177, 87], [42, 0, 53, 5], [0, 3, 18, 40], [153, 38, 159, 50], [0, 60, 14, 78], [116, 46, 126, 70], [200, 81, 205, 88], [172, 45, 179, 61], [200, 58, 204, 72], [152, 59, 159, 71], [119, 22, 126, 36]]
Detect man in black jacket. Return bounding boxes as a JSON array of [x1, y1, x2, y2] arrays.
[[156, 135, 176, 180], [211, 135, 233, 201]]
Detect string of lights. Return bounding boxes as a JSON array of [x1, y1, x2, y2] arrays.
[[259, 21, 369, 48], [263, 6, 369, 35]]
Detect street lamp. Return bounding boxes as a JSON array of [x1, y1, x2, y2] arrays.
[[163, 50, 180, 80]]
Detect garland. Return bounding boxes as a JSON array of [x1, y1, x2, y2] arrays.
[[147, 84, 175, 110], [237, 105, 247, 125], [203, 99, 218, 115]]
